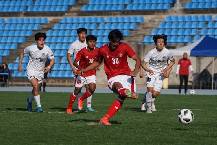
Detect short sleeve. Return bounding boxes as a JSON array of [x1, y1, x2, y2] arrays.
[[24, 46, 31, 54], [75, 49, 82, 62], [67, 43, 75, 55], [47, 48, 54, 59], [144, 51, 151, 63], [125, 44, 136, 58]]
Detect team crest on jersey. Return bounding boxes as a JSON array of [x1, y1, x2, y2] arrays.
[[119, 53, 123, 57], [86, 56, 89, 59]]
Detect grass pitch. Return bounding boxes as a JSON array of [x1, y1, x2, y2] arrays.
[[0, 92, 217, 145]]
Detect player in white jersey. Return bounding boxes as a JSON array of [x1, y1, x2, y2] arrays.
[[66, 28, 95, 113], [18, 32, 55, 112], [140, 34, 175, 113]]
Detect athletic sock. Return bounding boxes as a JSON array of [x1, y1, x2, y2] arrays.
[[67, 94, 76, 109], [103, 99, 123, 119], [86, 95, 92, 108], [146, 92, 152, 109], [34, 95, 41, 107]]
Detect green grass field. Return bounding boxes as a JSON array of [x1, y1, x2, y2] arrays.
[[0, 92, 217, 145]]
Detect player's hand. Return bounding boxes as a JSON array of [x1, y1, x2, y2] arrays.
[[131, 70, 138, 77], [44, 66, 51, 73], [74, 69, 83, 75], [147, 69, 154, 75], [18, 64, 22, 72]]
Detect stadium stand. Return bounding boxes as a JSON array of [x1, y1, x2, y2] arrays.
[[144, 15, 216, 44], [81, 0, 176, 11], [185, 0, 217, 10]]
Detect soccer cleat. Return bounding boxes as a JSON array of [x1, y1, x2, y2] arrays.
[[66, 108, 73, 114], [146, 107, 152, 114], [78, 97, 83, 111], [35, 107, 43, 112], [125, 89, 138, 99], [86, 107, 95, 112], [151, 103, 157, 112], [99, 117, 111, 126], [141, 103, 146, 111], [27, 98, 32, 112]]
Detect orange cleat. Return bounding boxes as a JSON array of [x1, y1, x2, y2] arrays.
[[99, 116, 111, 126], [78, 97, 83, 111], [66, 108, 74, 114]]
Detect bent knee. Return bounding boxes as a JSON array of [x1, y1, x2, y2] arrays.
[[152, 91, 160, 97]]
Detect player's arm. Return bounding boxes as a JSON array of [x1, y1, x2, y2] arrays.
[[80, 58, 103, 75], [162, 58, 175, 78], [141, 61, 154, 75], [44, 59, 54, 73], [131, 54, 141, 76], [18, 49, 25, 72], [67, 52, 77, 73]]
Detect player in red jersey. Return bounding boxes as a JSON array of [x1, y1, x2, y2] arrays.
[[66, 35, 99, 114], [76, 29, 141, 125]]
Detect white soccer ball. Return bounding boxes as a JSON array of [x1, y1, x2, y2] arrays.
[[178, 109, 194, 124], [189, 89, 196, 95]]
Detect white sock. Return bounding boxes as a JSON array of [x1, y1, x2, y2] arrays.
[[152, 97, 155, 104], [34, 95, 41, 107], [146, 92, 152, 108], [28, 96, 33, 103], [87, 95, 92, 108]]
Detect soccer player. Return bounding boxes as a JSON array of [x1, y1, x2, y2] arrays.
[[66, 28, 95, 112], [18, 32, 55, 112], [76, 29, 141, 125], [140, 34, 175, 113], [66, 35, 99, 114]]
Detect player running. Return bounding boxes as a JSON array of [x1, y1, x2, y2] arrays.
[[66, 28, 95, 112], [18, 32, 55, 112], [66, 35, 99, 114], [140, 34, 175, 113], [76, 29, 141, 125]]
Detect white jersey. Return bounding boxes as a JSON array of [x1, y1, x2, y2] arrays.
[[24, 44, 54, 72], [144, 47, 173, 73], [67, 39, 87, 59]]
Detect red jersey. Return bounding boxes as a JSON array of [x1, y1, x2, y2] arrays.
[[99, 42, 136, 79], [75, 47, 99, 77], [178, 58, 192, 75]]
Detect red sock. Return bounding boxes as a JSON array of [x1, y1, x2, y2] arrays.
[[80, 91, 92, 101], [117, 88, 127, 97], [67, 94, 76, 109], [104, 99, 123, 119]]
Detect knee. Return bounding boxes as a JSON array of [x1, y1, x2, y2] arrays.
[[152, 91, 160, 97], [74, 88, 81, 95], [88, 88, 95, 95]]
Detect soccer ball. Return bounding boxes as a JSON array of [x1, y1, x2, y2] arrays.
[[178, 109, 194, 124], [189, 89, 196, 95]]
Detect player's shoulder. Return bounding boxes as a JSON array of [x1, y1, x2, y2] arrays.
[[44, 45, 52, 51], [69, 40, 79, 47]]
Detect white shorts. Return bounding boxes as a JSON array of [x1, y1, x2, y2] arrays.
[[27, 70, 44, 84], [146, 73, 163, 92], [75, 75, 96, 88], [108, 75, 136, 93]]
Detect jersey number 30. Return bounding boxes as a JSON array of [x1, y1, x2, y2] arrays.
[[112, 58, 119, 64]]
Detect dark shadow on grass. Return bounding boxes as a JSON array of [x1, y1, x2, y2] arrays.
[[5, 108, 27, 111], [124, 107, 143, 112], [49, 107, 66, 112], [69, 118, 122, 125]]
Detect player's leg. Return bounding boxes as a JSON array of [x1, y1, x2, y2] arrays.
[[151, 90, 160, 112], [85, 75, 96, 112], [66, 76, 83, 114], [42, 80, 46, 92], [184, 75, 188, 95], [179, 75, 184, 94], [151, 76, 163, 112], [66, 87, 81, 114], [30, 78, 43, 112], [27, 89, 34, 112], [78, 83, 96, 111], [100, 75, 136, 125]]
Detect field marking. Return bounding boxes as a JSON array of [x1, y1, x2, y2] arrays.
[[171, 109, 202, 111], [0, 110, 66, 114]]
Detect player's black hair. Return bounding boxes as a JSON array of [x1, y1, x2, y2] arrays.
[[153, 34, 167, 45], [77, 28, 87, 34], [108, 29, 123, 42], [35, 32, 46, 41], [86, 35, 97, 42]]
